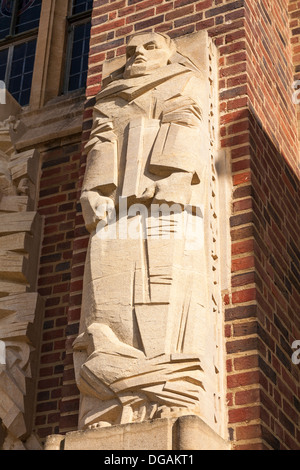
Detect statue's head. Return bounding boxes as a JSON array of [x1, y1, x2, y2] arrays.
[[124, 32, 176, 79]]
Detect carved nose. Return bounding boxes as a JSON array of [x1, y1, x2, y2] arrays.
[[135, 45, 145, 56]]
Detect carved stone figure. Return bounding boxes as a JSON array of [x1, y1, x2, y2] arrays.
[[0, 96, 43, 450], [75, 32, 221, 431]]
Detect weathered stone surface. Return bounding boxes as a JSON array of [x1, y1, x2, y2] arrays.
[[0, 293, 43, 443], [0, 212, 42, 292], [75, 30, 227, 443], [0, 94, 44, 450], [15, 91, 85, 151], [45, 415, 231, 451]]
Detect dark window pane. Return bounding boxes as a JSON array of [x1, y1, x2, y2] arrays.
[[0, 0, 13, 40], [72, 0, 92, 16], [12, 41, 26, 59], [26, 37, 36, 54], [67, 21, 90, 92], [85, 21, 91, 34], [9, 74, 21, 92], [24, 54, 34, 72], [68, 73, 80, 91], [70, 56, 82, 76], [0, 0, 41, 38], [80, 69, 87, 88], [11, 90, 20, 102], [10, 57, 23, 77], [71, 39, 84, 58], [73, 22, 85, 41], [15, 0, 42, 35], [0, 64, 6, 81], [0, 48, 8, 80], [82, 53, 88, 71], [19, 87, 29, 105], [8, 38, 36, 105], [84, 36, 90, 54], [22, 70, 31, 88]]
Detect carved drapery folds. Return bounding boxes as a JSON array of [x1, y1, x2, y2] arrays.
[[0, 93, 43, 450], [75, 32, 226, 436]]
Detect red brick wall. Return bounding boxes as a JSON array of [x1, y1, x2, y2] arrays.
[[224, 0, 300, 450], [35, 143, 82, 439], [290, 0, 300, 139], [226, 110, 300, 450], [33, 0, 300, 449]]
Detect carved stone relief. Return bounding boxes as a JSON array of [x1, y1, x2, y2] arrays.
[[0, 93, 43, 450], [75, 32, 226, 436]]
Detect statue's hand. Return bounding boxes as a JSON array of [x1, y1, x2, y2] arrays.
[[139, 184, 156, 202], [139, 173, 194, 207], [80, 190, 114, 233]]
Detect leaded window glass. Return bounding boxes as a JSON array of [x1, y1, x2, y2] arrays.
[[72, 0, 93, 16], [0, 0, 41, 106], [0, 0, 41, 40], [15, 0, 42, 35], [65, 0, 92, 93], [0, 1, 11, 39], [8, 38, 36, 105]]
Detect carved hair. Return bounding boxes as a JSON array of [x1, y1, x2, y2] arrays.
[[127, 31, 175, 47]]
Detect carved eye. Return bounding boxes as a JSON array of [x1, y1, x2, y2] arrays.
[[145, 42, 157, 50]]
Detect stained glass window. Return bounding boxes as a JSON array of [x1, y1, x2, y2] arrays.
[[15, 0, 42, 35], [0, 0, 41, 106], [0, 0, 41, 40], [0, 1, 12, 39]]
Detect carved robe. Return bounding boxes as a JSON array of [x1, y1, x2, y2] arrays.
[[74, 60, 216, 429]]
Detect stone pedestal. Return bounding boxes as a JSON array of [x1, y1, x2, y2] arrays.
[[44, 415, 230, 451]]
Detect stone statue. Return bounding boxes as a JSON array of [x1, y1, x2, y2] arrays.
[[74, 32, 220, 430], [0, 101, 43, 450]]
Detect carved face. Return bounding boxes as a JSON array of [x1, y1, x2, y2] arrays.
[[124, 33, 174, 78]]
